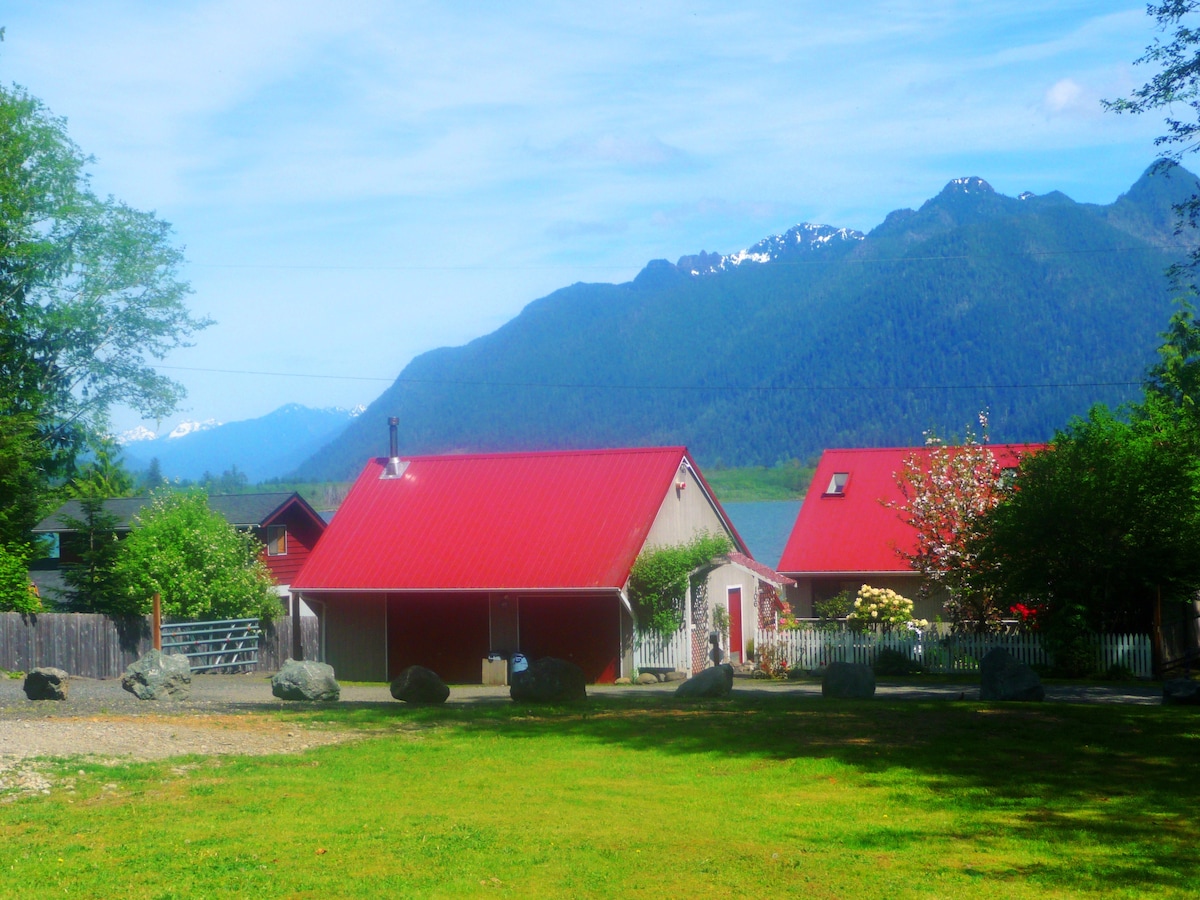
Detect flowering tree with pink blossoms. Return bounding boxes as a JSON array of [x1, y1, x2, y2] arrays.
[[889, 414, 1009, 633]]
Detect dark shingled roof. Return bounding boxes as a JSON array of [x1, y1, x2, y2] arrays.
[[34, 492, 301, 533]]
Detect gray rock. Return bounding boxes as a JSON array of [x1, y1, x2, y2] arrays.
[[122, 650, 192, 701], [510, 657, 587, 703], [390, 665, 450, 704], [24, 667, 69, 701], [1163, 678, 1200, 705], [636, 672, 660, 685], [675, 664, 734, 699], [272, 659, 340, 701], [979, 648, 1044, 701], [822, 661, 875, 699]]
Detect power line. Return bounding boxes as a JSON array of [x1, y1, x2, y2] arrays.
[[155, 364, 1141, 393], [185, 243, 1177, 273]]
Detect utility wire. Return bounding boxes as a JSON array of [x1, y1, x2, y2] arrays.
[[155, 364, 1141, 393], [186, 243, 1179, 272]]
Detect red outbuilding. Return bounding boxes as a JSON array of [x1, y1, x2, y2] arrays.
[[291, 444, 748, 684], [32, 492, 327, 603], [777, 444, 1042, 620]]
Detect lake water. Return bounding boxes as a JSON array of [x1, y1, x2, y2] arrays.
[[722, 500, 802, 569]]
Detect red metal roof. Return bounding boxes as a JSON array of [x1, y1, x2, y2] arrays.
[[724, 551, 795, 587], [294, 446, 743, 592], [777, 444, 1043, 575]]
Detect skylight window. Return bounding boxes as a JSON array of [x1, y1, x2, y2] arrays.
[[825, 472, 849, 496]]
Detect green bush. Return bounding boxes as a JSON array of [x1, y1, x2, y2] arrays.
[[112, 489, 280, 621], [1052, 636, 1096, 678], [874, 648, 924, 676], [628, 533, 731, 636], [1103, 663, 1136, 681], [0, 543, 39, 614]]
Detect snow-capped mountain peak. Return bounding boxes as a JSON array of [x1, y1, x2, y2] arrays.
[[115, 425, 158, 445], [677, 223, 864, 276], [167, 419, 221, 440]]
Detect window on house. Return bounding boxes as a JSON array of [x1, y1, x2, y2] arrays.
[[266, 525, 287, 556], [824, 472, 849, 496]]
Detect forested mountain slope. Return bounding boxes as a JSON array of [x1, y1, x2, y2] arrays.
[[297, 164, 1196, 480]]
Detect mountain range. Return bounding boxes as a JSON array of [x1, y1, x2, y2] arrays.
[[288, 162, 1196, 481], [121, 404, 362, 483]]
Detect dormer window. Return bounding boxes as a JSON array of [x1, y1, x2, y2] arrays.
[[824, 472, 849, 496]]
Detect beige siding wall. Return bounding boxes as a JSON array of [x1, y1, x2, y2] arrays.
[[703, 563, 757, 663], [643, 463, 732, 551], [316, 592, 387, 682]]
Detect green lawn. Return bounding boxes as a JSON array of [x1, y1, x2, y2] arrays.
[[702, 463, 815, 501], [1, 696, 1197, 898]]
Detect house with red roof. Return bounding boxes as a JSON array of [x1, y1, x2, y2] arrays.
[[291, 438, 776, 683], [32, 492, 326, 605], [777, 445, 1041, 621]]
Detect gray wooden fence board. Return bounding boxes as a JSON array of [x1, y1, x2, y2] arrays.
[[0, 612, 319, 678]]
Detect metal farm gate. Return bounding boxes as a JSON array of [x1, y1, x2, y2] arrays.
[[160, 618, 261, 673]]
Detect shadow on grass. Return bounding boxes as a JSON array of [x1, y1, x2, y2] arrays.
[[269, 692, 1200, 894]]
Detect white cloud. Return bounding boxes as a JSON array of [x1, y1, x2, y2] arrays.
[[1044, 77, 1087, 114]]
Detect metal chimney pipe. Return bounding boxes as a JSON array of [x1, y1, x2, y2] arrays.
[[381, 416, 408, 479]]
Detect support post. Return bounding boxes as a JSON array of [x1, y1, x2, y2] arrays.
[[152, 593, 162, 651], [291, 593, 303, 661]]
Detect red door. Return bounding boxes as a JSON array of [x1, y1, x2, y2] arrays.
[[728, 587, 743, 665]]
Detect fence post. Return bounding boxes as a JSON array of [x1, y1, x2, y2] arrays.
[[152, 593, 162, 651]]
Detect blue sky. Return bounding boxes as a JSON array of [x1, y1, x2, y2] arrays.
[[1, 1, 1173, 435]]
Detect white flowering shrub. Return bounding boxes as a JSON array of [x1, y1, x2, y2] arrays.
[[845, 585, 928, 632], [112, 488, 280, 620]]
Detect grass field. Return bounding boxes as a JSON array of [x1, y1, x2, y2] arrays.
[[698, 463, 815, 502], [1, 695, 1197, 898]]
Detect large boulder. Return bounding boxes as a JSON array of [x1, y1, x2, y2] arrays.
[[390, 665, 450, 705], [272, 659, 340, 702], [822, 661, 876, 699], [675, 664, 734, 699], [979, 648, 1044, 701], [1163, 678, 1200, 705], [510, 657, 587, 703], [24, 667, 69, 701], [122, 650, 192, 701]]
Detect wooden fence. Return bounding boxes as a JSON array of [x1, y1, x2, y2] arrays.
[[633, 626, 690, 671], [756, 627, 1153, 679], [0, 612, 320, 679]]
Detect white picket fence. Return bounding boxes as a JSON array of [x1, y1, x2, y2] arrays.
[[633, 626, 690, 671], [632, 623, 1152, 679], [757, 628, 1153, 679]]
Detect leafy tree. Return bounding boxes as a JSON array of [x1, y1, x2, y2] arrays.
[[202, 464, 248, 495], [0, 77, 209, 542], [627, 533, 732, 636], [141, 457, 164, 494], [110, 489, 279, 621], [972, 402, 1200, 651], [58, 497, 124, 613], [63, 435, 135, 499], [890, 415, 1011, 632], [0, 542, 39, 613]]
